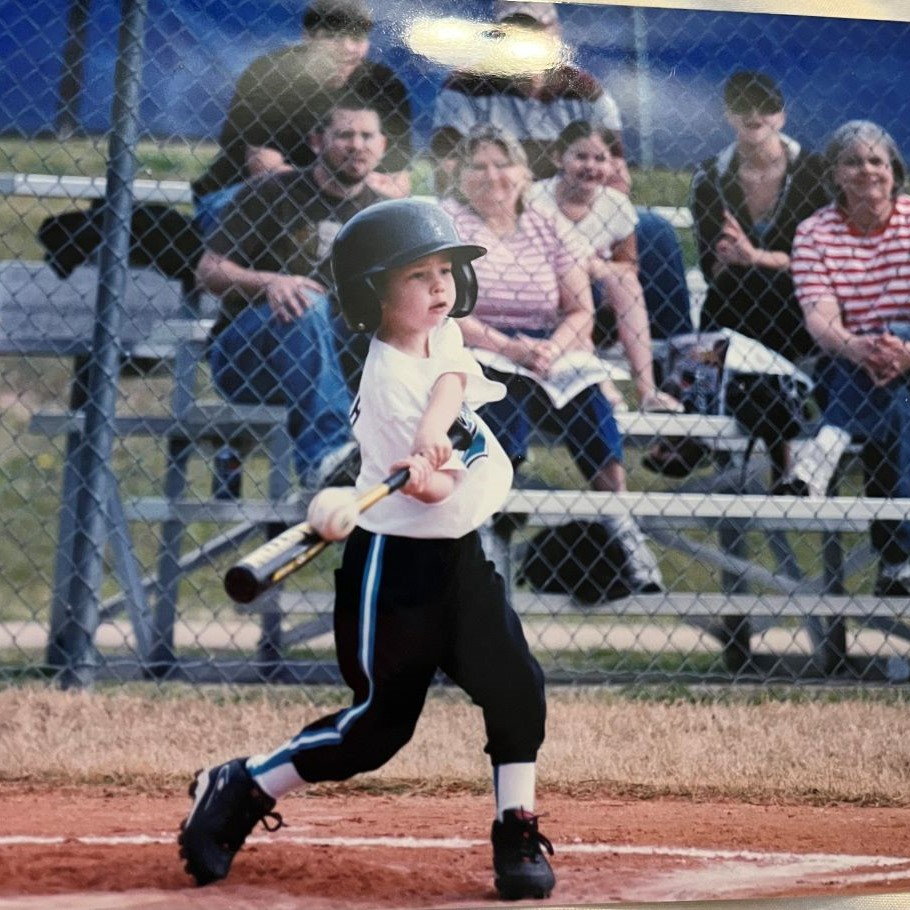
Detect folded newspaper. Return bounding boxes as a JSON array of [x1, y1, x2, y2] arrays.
[[471, 348, 630, 410]]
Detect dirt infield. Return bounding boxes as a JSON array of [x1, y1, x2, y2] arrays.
[[2, 785, 910, 908]]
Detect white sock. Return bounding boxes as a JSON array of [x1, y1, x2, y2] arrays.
[[494, 763, 536, 821], [246, 751, 305, 800]]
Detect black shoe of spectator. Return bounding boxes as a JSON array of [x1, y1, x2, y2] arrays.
[[641, 439, 708, 478], [771, 477, 810, 497], [874, 571, 910, 598]]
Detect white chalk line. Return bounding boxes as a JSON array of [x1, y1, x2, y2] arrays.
[[4, 832, 910, 897], [3, 832, 910, 870]]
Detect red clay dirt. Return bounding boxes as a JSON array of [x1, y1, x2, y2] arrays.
[[1, 784, 910, 908]]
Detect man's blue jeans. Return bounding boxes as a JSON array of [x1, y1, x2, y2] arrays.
[[207, 295, 352, 482]]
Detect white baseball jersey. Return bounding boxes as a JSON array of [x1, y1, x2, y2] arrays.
[[351, 318, 513, 538]]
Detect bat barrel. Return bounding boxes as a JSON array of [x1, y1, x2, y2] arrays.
[[223, 528, 323, 603], [224, 563, 267, 604]]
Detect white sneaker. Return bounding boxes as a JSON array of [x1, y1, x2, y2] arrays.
[[778, 425, 851, 498], [305, 440, 360, 489], [604, 514, 664, 594]]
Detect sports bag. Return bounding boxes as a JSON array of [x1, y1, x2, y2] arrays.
[[518, 520, 630, 603], [660, 330, 812, 447], [518, 517, 663, 604], [724, 371, 807, 445]]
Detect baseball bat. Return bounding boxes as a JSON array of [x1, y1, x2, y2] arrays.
[[223, 419, 473, 604]]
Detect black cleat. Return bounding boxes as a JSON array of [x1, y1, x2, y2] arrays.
[[491, 808, 556, 901], [178, 758, 284, 885]]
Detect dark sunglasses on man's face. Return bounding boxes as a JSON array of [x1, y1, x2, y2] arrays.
[[728, 99, 782, 116]]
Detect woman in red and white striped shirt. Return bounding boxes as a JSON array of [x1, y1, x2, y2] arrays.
[[791, 120, 910, 596]]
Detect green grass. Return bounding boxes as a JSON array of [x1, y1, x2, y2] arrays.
[[0, 137, 217, 180], [628, 166, 692, 208], [542, 647, 724, 676], [0, 424, 877, 651], [0, 431, 340, 624], [628, 165, 697, 267]]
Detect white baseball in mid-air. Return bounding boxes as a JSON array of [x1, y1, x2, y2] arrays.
[[307, 487, 359, 541]]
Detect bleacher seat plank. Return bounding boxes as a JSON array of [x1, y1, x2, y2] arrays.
[[117, 490, 910, 530], [504, 489, 910, 527], [0, 172, 193, 205], [30, 402, 288, 442], [263, 589, 907, 621]]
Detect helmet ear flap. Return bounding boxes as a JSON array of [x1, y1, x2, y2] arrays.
[[450, 259, 478, 319], [337, 278, 382, 332]]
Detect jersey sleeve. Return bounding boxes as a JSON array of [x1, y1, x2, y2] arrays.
[[354, 336, 513, 537], [431, 320, 506, 408]]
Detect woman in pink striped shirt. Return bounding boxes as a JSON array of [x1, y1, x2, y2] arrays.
[[791, 120, 910, 596], [442, 124, 663, 595]]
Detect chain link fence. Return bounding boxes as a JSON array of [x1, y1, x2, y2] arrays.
[[1, 0, 909, 689]]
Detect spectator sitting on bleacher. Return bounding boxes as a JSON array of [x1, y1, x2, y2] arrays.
[[430, 0, 692, 345], [789, 120, 910, 598], [191, 0, 411, 237], [650, 70, 830, 480], [441, 123, 663, 593], [195, 95, 389, 490], [692, 70, 828, 365], [525, 120, 682, 414]]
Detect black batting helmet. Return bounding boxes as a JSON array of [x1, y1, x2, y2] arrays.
[[331, 198, 486, 332]]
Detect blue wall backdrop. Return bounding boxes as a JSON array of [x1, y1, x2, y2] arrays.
[[1, 0, 908, 169]]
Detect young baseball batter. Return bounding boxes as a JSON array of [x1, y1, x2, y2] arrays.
[[179, 199, 555, 901]]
